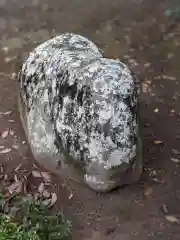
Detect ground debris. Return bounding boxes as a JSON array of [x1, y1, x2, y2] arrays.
[[165, 215, 179, 224], [170, 158, 180, 163], [0, 148, 11, 154]]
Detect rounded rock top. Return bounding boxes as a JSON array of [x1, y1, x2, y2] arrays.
[[18, 33, 141, 192]]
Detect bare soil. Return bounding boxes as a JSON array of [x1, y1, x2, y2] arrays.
[[0, 0, 180, 239]]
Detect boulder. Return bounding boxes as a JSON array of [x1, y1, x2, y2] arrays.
[[18, 33, 142, 192]]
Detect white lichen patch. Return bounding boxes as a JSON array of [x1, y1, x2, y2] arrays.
[[18, 33, 140, 192]]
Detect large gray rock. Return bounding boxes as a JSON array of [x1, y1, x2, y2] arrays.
[[18, 33, 142, 192]]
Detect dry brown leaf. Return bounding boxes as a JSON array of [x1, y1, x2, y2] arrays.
[[1, 130, 9, 139], [0, 165, 3, 174], [43, 190, 50, 198], [9, 130, 15, 136], [172, 149, 180, 155], [153, 140, 163, 145], [12, 144, 18, 150], [165, 215, 179, 224], [170, 158, 180, 163], [2, 46, 9, 52], [32, 170, 42, 178], [14, 175, 18, 182], [8, 181, 22, 194], [11, 72, 17, 80], [41, 172, 51, 182], [38, 182, 45, 194], [87, 231, 103, 240], [8, 119, 15, 123], [144, 187, 153, 197], [15, 164, 22, 172], [152, 178, 162, 183], [23, 182, 28, 194], [142, 83, 149, 93], [68, 192, 73, 200], [34, 193, 40, 200], [162, 204, 168, 214], [0, 148, 11, 154], [32, 170, 51, 181], [154, 108, 159, 113], [4, 174, 8, 181], [49, 192, 57, 207], [43, 198, 51, 206], [3, 111, 12, 115]]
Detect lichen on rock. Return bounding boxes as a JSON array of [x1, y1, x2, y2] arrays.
[[18, 33, 142, 192]]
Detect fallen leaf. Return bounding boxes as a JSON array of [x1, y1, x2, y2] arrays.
[[10, 206, 20, 217], [144, 62, 151, 68], [165, 215, 179, 224], [142, 83, 149, 93], [170, 158, 180, 163], [12, 145, 19, 149], [23, 182, 27, 194], [43, 198, 51, 206], [14, 175, 18, 182], [34, 193, 40, 200], [14, 164, 22, 171], [2, 46, 9, 52], [41, 172, 51, 182], [4, 174, 8, 181], [68, 192, 73, 200], [153, 140, 163, 145], [7, 181, 22, 194], [5, 56, 16, 63], [43, 190, 50, 198], [1, 130, 9, 139], [0, 148, 11, 154], [162, 204, 168, 214], [38, 182, 45, 194], [152, 178, 162, 183], [0, 165, 3, 173], [3, 111, 12, 115], [49, 192, 57, 207], [11, 72, 17, 80], [32, 170, 42, 178], [87, 231, 102, 240], [9, 130, 15, 136], [8, 120, 15, 123], [144, 187, 153, 197], [154, 108, 159, 113], [172, 149, 180, 155]]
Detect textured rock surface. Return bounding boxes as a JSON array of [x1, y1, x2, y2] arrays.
[[18, 33, 142, 192]]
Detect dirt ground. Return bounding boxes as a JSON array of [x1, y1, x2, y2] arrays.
[[0, 0, 180, 239]]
